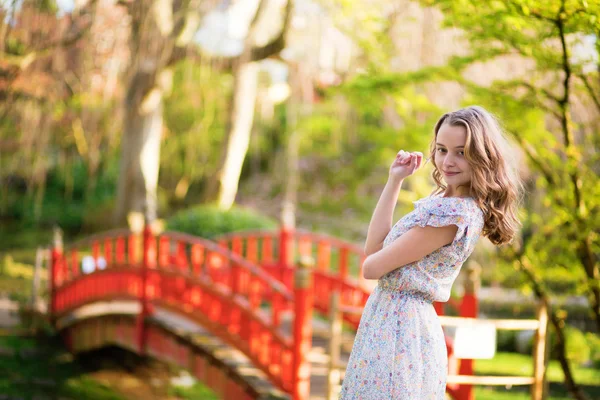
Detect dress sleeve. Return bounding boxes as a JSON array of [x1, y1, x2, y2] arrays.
[[412, 198, 471, 247]]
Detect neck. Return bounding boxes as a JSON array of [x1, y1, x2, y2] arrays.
[[445, 185, 471, 198]]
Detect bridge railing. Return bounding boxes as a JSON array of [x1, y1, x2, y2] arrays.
[[156, 230, 292, 327], [50, 228, 141, 316], [49, 226, 313, 397], [216, 228, 371, 328], [154, 231, 298, 392]]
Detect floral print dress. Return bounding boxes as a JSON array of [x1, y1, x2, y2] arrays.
[[339, 194, 484, 399]]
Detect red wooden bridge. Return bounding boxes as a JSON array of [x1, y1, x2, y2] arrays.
[[47, 225, 484, 400]]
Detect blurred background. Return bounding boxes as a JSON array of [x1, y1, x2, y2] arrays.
[[0, 0, 599, 399]]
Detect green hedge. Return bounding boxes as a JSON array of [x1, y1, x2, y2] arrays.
[[166, 205, 277, 239]]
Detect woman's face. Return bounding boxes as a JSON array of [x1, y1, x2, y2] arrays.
[[435, 123, 472, 194]]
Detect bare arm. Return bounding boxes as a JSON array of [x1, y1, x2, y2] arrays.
[[363, 224, 458, 280], [363, 177, 403, 256], [364, 150, 423, 256]]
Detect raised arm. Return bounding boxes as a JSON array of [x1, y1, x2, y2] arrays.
[[364, 150, 423, 256], [363, 177, 403, 255]]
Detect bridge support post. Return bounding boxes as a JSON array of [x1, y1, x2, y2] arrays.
[[456, 261, 480, 400], [137, 223, 156, 355], [279, 226, 294, 289], [293, 259, 313, 400]]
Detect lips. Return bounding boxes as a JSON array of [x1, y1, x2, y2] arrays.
[[443, 171, 460, 176]]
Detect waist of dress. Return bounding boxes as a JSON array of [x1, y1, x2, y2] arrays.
[[377, 280, 435, 303]]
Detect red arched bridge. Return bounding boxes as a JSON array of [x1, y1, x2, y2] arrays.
[[46, 226, 546, 400]]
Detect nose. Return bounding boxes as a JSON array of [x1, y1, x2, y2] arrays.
[[443, 153, 456, 168]]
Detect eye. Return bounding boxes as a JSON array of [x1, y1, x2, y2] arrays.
[[437, 148, 447, 153], [458, 151, 465, 156]]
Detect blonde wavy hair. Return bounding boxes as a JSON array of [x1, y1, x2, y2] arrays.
[[429, 106, 523, 245]]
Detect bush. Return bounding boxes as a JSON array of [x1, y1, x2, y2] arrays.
[[496, 323, 594, 367], [166, 205, 277, 239], [586, 332, 600, 368], [541, 325, 593, 366], [560, 326, 591, 366]]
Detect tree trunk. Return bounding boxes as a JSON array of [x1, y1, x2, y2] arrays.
[[113, 0, 203, 227], [281, 68, 299, 229], [114, 69, 166, 227], [556, 14, 600, 333], [518, 257, 590, 400], [209, 60, 259, 210], [204, 0, 293, 210]]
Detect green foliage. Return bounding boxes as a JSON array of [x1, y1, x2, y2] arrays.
[[475, 352, 600, 399], [558, 325, 591, 366], [292, 80, 444, 225], [503, 323, 595, 366], [166, 205, 277, 238], [168, 380, 218, 400], [476, 351, 600, 384], [1, 87, 122, 245], [586, 332, 600, 368], [317, 0, 396, 71], [0, 335, 125, 400], [161, 61, 232, 199], [418, 8, 600, 376], [34, 0, 59, 13], [2, 157, 119, 236], [480, 298, 594, 332], [4, 37, 27, 56]]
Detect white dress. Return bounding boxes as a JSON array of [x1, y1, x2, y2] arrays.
[[339, 195, 484, 399]]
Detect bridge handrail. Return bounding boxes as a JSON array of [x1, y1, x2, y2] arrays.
[[64, 228, 133, 251], [294, 228, 364, 255], [215, 228, 365, 256], [160, 231, 293, 301]]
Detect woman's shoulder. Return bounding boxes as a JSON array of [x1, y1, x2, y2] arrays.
[[413, 193, 483, 223]]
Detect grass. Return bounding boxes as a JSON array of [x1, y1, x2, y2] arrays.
[[0, 335, 125, 400], [168, 383, 219, 399], [476, 352, 600, 384], [473, 352, 600, 399], [474, 385, 600, 400], [1, 250, 47, 303]]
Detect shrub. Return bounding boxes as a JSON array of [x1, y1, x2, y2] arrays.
[[561, 326, 591, 366], [542, 325, 592, 366], [166, 205, 277, 239], [495, 322, 593, 367], [585, 332, 600, 368]]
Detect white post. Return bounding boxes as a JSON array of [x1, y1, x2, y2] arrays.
[[532, 301, 549, 400]]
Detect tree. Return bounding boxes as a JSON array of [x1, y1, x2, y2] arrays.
[[205, 0, 293, 210], [415, 1, 600, 398], [0, 0, 97, 220], [114, 0, 209, 226]]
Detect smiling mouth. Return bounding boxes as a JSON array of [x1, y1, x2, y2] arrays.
[[443, 171, 460, 176]]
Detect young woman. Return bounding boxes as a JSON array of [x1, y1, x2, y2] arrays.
[[340, 106, 522, 399]]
